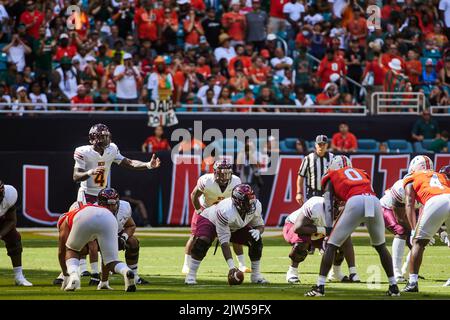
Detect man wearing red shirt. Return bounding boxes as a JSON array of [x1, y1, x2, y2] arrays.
[[222, 0, 247, 44], [346, 7, 367, 47], [70, 85, 94, 111], [134, 0, 162, 42], [20, 1, 44, 40], [141, 126, 171, 153], [304, 155, 399, 297], [269, 0, 287, 33], [315, 82, 340, 113], [317, 49, 346, 88], [54, 34, 78, 61], [331, 123, 358, 152]]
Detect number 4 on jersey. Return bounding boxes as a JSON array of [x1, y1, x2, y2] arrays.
[[94, 172, 106, 187]]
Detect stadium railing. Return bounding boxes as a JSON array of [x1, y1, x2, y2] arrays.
[[371, 92, 425, 115], [430, 105, 450, 115], [0, 103, 368, 115]]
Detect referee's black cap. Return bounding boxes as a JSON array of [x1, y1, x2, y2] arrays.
[[315, 135, 328, 144]]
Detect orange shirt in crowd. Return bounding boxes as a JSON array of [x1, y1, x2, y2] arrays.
[[317, 57, 346, 88], [331, 132, 358, 151], [405, 59, 422, 86], [134, 7, 162, 41], [381, 53, 405, 71], [229, 56, 252, 76], [249, 65, 270, 83], [142, 136, 171, 152], [20, 9, 44, 39], [184, 19, 204, 45], [270, 0, 286, 18], [363, 59, 386, 86], [346, 17, 367, 46], [54, 45, 78, 61], [196, 65, 211, 79], [221, 12, 246, 41], [235, 97, 255, 112]]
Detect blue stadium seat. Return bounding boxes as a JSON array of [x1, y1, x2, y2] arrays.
[[357, 139, 380, 152], [414, 139, 434, 153], [279, 138, 298, 153], [386, 139, 413, 153]]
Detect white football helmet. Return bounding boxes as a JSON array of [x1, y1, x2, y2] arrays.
[[408, 155, 434, 174], [328, 155, 352, 170]]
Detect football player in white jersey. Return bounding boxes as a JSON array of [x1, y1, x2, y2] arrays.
[[0, 181, 32, 286], [97, 199, 149, 289], [185, 184, 268, 285], [283, 196, 358, 284], [58, 188, 136, 292], [380, 179, 417, 282], [70, 123, 160, 284], [182, 160, 249, 274]]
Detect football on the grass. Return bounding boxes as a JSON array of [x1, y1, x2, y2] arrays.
[[228, 268, 244, 285]]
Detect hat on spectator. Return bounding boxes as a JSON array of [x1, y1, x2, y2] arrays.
[[425, 58, 434, 66], [315, 135, 328, 144], [85, 55, 96, 62], [219, 33, 231, 45], [323, 82, 337, 92], [16, 86, 27, 93], [230, 0, 240, 5], [59, 33, 69, 39], [177, 0, 190, 4], [123, 52, 133, 60], [267, 33, 277, 41], [388, 58, 402, 71], [260, 49, 270, 59]]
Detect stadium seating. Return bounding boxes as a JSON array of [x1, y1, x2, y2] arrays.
[[357, 139, 380, 153], [386, 139, 414, 153], [279, 138, 298, 153], [413, 139, 434, 153]]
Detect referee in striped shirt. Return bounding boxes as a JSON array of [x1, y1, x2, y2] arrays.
[[296, 135, 334, 206]]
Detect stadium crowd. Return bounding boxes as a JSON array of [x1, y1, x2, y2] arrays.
[[0, 0, 450, 114]]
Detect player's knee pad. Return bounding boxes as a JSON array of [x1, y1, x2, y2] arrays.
[[248, 238, 263, 261], [191, 237, 211, 260], [6, 240, 22, 257], [334, 248, 345, 265], [289, 243, 308, 263]]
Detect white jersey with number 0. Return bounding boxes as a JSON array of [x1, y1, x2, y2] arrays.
[[201, 197, 264, 244], [285, 196, 326, 227], [73, 143, 124, 197], [196, 173, 241, 207], [0, 185, 18, 218]]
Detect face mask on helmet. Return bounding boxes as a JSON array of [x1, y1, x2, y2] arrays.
[[234, 197, 256, 215], [97, 188, 120, 214], [232, 184, 256, 215], [328, 155, 352, 171], [89, 124, 111, 149], [215, 168, 232, 186]]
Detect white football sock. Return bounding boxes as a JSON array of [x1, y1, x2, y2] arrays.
[[114, 262, 130, 276], [237, 254, 246, 267], [409, 273, 418, 283], [188, 258, 201, 279], [13, 266, 24, 279], [251, 261, 260, 276], [317, 275, 327, 286], [66, 258, 80, 275], [90, 262, 99, 274], [79, 258, 87, 273], [184, 254, 191, 266], [288, 266, 298, 275], [349, 266, 358, 275], [392, 238, 406, 276], [388, 276, 397, 285], [402, 251, 411, 275], [332, 265, 345, 279]]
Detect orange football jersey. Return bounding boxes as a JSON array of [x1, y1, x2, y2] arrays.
[[403, 171, 450, 205], [57, 203, 100, 230], [321, 167, 375, 201]]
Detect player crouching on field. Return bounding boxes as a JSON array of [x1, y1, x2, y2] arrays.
[[97, 199, 149, 289], [305, 155, 400, 297], [283, 196, 360, 284], [0, 180, 32, 286], [58, 188, 136, 292], [185, 184, 268, 285]]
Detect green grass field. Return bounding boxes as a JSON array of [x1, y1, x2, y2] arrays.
[[0, 228, 448, 300]]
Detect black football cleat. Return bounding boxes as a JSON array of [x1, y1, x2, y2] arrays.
[[89, 273, 100, 286], [125, 270, 137, 292], [305, 285, 325, 297], [402, 281, 419, 292], [53, 278, 63, 286], [80, 271, 91, 277], [136, 277, 150, 285], [387, 284, 401, 296], [341, 273, 361, 283]]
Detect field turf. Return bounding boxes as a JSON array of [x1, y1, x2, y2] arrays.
[[0, 228, 448, 300]]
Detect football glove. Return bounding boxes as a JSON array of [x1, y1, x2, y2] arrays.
[[118, 233, 129, 251], [249, 229, 261, 241]]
